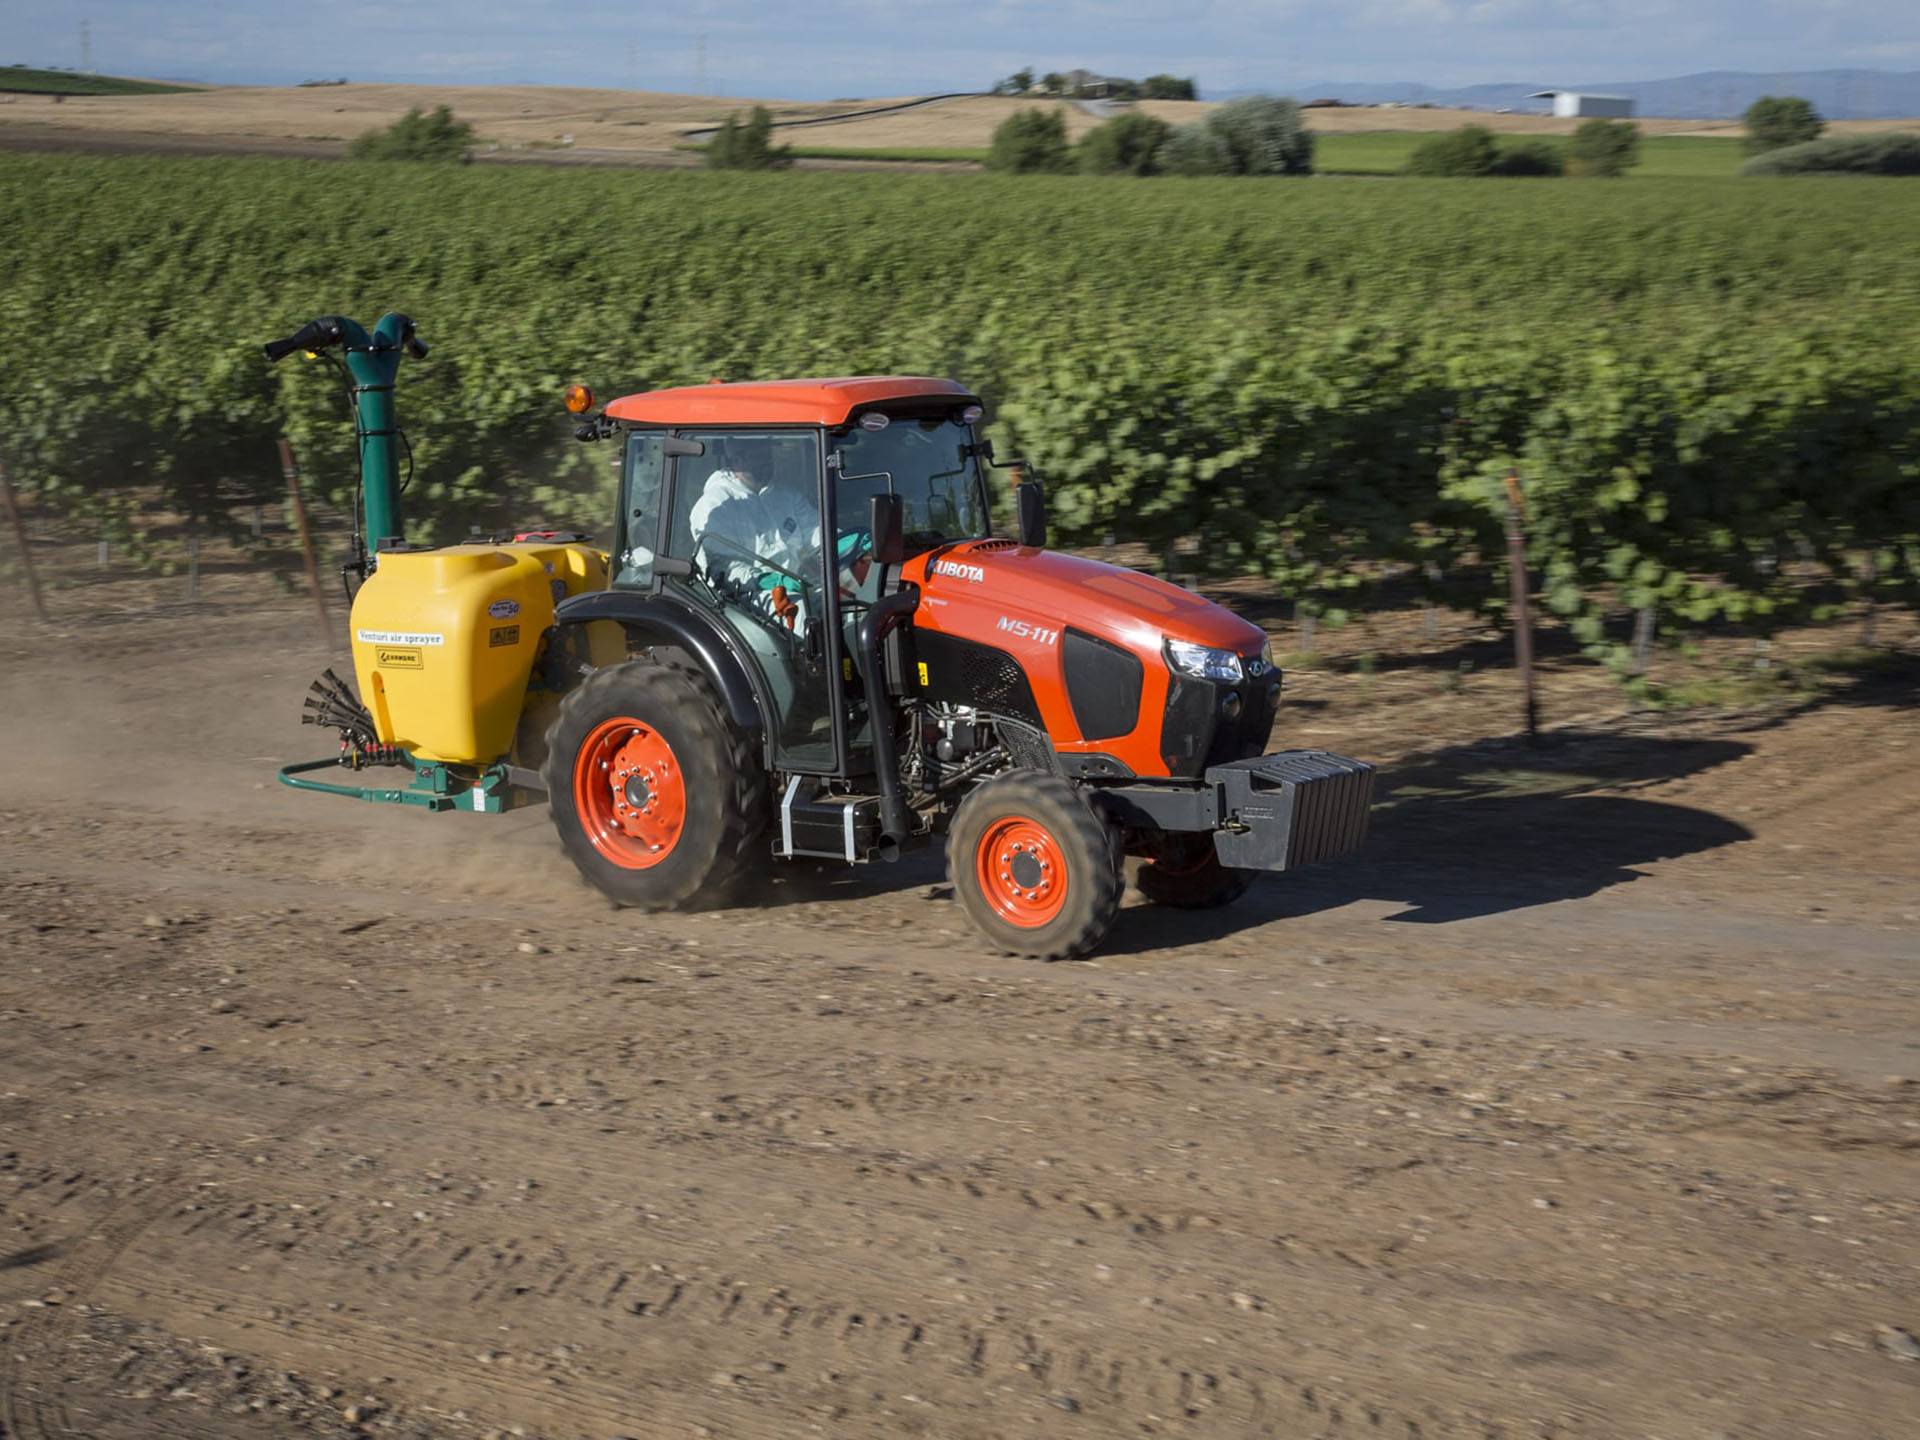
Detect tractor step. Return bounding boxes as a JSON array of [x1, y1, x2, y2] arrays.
[[777, 779, 884, 862]]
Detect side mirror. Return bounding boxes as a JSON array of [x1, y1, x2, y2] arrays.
[[1016, 481, 1047, 550], [870, 493, 906, 567]]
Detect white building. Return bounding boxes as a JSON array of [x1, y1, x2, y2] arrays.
[[1528, 91, 1635, 119]]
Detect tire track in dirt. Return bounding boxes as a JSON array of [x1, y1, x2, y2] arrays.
[[0, 1092, 380, 1440]]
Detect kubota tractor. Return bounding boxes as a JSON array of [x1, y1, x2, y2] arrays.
[[269, 313, 1373, 959]]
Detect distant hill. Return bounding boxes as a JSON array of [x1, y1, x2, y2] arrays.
[[0, 64, 200, 96], [1265, 69, 1920, 120]]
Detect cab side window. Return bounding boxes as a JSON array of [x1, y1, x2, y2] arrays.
[[615, 432, 666, 588]]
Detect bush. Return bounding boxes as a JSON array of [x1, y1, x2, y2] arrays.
[[1567, 119, 1640, 177], [1078, 112, 1173, 175], [1140, 74, 1197, 101], [1742, 132, 1920, 176], [704, 105, 792, 170], [1158, 122, 1234, 176], [1744, 95, 1825, 154], [1405, 125, 1499, 176], [347, 105, 473, 163], [1204, 95, 1314, 176], [1406, 128, 1563, 177], [987, 108, 1073, 173], [1492, 138, 1564, 176]]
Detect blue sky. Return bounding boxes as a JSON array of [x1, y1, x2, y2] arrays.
[[8, 1, 1918, 96]]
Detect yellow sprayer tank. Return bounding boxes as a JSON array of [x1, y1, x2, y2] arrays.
[[349, 540, 609, 765]]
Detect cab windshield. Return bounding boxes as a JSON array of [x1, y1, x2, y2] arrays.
[[831, 415, 990, 557]]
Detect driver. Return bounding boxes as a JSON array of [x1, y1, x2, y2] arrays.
[[690, 437, 820, 607]]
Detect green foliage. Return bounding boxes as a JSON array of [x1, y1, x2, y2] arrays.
[[1404, 128, 1565, 178], [1567, 119, 1641, 177], [347, 105, 475, 163], [1, 153, 1916, 674], [1742, 132, 1920, 176], [1743, 95, 1825, 153], [0, 65, 195, 95], [703, 105, 793, 170], [1002, 68, 1035, 96], [1492, 139, 1564, 176], [1405, 126, 1500, 176], [987, 108, 1072, 173], [1204, 95, 1314, 176], [1078, 112, 1174, 175], [1140, 75, 1198, 101], [1159, 122, 1235, 176]]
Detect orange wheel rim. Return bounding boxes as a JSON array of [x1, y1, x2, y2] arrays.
[[573, 716, 686, 870], [975, 815, 1069, 928]]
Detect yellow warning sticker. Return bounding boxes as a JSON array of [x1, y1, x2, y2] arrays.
[[916, 661, 930, 686], [488, 624, 520, 648], [376, 646, 422, 670]]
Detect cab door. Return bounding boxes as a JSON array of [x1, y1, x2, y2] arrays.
[[659, 428, 838, 773]]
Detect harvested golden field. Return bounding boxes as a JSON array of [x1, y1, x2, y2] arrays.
[[5, 81, 1912, 161]]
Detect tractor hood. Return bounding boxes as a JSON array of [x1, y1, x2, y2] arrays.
[[904, 540, 1267, 658]]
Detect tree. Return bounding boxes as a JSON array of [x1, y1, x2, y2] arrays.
[[1204, 95, 1314, 176], [1742, 132, 1920, 175], [1040, 71, 1066, 96], [1405, 125, 1499, 176], [1492, 138, 1564, 176], [1566, 118, 1640, 177], [1743, 95, 1825, 154], [987, 108, 1073, 173], [1159, 122, 1234, 176], [1140, 74, 1197, 101], [1006, 67, 1035, 95], [704, 105, 793, 170], [1078, 111, 1173, 175], [348, 105, 474, 162]]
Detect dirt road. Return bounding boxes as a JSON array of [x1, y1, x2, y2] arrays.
[[2, 568, 1916, 1439]]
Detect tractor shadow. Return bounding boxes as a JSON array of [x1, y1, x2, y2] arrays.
[[1096, 730, 1757, 957]]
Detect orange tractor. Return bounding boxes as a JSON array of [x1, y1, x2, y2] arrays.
[[271, 316, 1371, 959]]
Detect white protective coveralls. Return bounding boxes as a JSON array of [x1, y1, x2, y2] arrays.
[[688, 468, 820, 601]]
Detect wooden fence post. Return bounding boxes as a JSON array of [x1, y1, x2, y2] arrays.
[[0, 455, 50, 623], [278, 437, 333, 641], [1502, 470, 1538, 743]]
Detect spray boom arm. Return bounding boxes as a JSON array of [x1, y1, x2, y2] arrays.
[[263, 311, 429, 564]]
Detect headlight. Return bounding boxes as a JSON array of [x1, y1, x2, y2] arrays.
[[1166, 638, 1244, 683]]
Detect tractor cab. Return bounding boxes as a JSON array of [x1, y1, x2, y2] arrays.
[[594, 378, 993, 781]]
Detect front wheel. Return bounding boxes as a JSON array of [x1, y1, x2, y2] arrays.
[[948, 772, 1122, 960], [543, 659, 766, 910], [1135, 834, 1256, 910]]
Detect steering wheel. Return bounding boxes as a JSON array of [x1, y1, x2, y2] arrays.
[[698, 530, 813, 593]]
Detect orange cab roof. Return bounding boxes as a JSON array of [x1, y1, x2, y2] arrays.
[[604, 376, 976, 428]]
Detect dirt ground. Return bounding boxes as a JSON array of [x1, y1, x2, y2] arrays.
[[1, 544, 1917, 1440], [4, 83, 1914, 165]]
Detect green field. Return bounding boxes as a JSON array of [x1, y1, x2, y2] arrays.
[[1312, 131, 1748, 178], [787, 144, 989, 164], [764, 133, 1748, 178], [0, 63, 198, 95], [2, 152, 1914, 657]]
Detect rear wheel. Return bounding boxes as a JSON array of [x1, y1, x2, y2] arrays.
[[948, 772, 1122, 960], [1135, 833, 1256, 910], [544, 659, 765, 909]]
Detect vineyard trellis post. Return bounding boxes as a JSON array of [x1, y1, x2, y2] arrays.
[[1502, 470, 1538, 744], [0, 454, 50, 623], [278, 437, 332, 641]]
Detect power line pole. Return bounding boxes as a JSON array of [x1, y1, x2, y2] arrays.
[[695, 30, 709, 95], [80, 18, 94, 74]]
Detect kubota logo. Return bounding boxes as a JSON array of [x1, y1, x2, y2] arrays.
[[934, 559, 986, 583], [997, 615, 1059, 646]]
